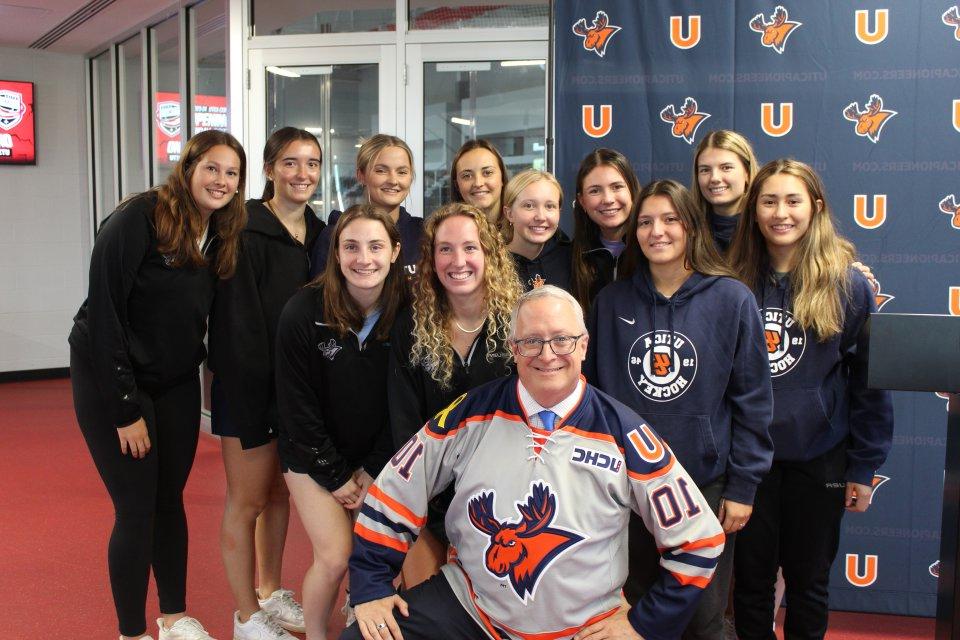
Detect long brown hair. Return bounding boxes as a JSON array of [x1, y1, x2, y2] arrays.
[[619, 180, 734, 281], [261, 127, 321, 200], [570, 148, 641, 310], [318, 204, 407, 341], [690, 130, 759, 216], [450, 139, 509, 221], [410, 202, 521, 389], [154, 130, 246, 278], [729, 159, 854, 341]]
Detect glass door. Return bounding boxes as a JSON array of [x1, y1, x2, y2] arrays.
[[405, 41, 547, 217], [248, 45, 399, 221]]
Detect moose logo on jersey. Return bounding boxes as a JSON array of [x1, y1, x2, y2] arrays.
[[943, 6, 960, 40], [748, 6, 802, 54], [939, 195, 960, 229], [871, 279, 895, 311], [764, 308, 805, 377], [842, 94, 896, 143], [468, 483, 583, 601], [571, 11, 621, 58], [628, 330, 698, 402], [0, 89, 27, 130], [660, 97, 710, 144]]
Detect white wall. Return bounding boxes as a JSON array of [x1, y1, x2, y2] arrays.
[[0, 47, 89, 373]]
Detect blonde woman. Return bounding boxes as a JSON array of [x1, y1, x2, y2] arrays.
[[311, 134, 422, 277], [388, 202, 522, 587], [500, 169, 572, 292], [728, 159, 893, 639]]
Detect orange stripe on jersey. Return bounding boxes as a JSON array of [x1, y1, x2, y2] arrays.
[[367, 485, 426, 528], [679, 531, 726, 552], [562, 426, 625, 452], [627, 455, 676, 481], [424, 411, 520, 440], [354, 522, 409, 553], [670, 570, 712, 589], [488, 605, 621, 640]]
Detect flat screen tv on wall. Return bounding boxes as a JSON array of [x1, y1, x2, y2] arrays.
[[0, 80, 35, 165]]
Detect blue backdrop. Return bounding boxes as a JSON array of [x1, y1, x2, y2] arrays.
[[553, 0, 960, 617]]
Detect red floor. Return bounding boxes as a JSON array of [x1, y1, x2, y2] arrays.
[[0, 379, 935, 639]]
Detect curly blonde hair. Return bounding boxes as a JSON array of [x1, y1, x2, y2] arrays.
[[410, 202, 522, 389]]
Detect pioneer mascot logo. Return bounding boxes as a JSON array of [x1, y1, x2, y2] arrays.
[[628, 330, 698, 402], [660, 97, 710, 145], [845, 553, 878, 587], [749, 6, 802, 54], [939, 195, 960, 229], [670, 15, 701, 49], [763, 308, 805, 377], [0, 89, 27, 130], [468, 483, 583, 601], [572, 11, 621, 58], [943, 6, 960, 40], [855, 9, 889, 45], [843, 94, 896, 143], [871, 279, 895, 311]]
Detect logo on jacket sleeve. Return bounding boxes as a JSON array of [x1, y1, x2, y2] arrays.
[[660, 97, 710, 144], [943, 6, 960, 40], [749, 6, 802, 54], [842, 94, 896, 143], [572, 11, 621, 57], [763, 308, 805, 377], [939, 195, 960, 229], [468, 483, 583, 601], [628, 330, 698, 402], [0, 90, 27, 130]]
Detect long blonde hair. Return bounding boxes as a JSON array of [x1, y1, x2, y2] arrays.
[[410, 202, 522, 388], [690, 130, 759, 216], [730, 158, 855, 341]]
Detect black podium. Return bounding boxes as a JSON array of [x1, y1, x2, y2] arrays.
[[868, 313, 960, 638]]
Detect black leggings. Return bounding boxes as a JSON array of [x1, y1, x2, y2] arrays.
[[71, 349, 201, 637]]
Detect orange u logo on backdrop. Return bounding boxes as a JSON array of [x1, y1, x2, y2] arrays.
[[950, 287, 960, 316], [582, 105, 612, 138], [670, 16, 701, 49], [845, 554, 879, 587], [854, 194, 887, 229], [761, 102, 793, 137], [855, 9, 889, 44], [953, 99, 960, 133]]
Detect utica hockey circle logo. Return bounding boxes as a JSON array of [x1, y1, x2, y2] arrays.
[[763, 308, 805, 377], [628, 330, 698, 402]]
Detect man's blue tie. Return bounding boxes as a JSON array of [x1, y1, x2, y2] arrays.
[[538, 409, 557, 432]]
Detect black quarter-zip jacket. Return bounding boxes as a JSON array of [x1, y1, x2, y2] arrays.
[[207, 199, 324, 448], [510, 231, 574, 293], [69, 192, 221, 428], [274, 286, 395, 491]]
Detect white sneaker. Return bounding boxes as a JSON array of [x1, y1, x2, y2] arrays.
[[340, 591, 356, 628], [233, 610, 296, 640], [121, 636, 155, 640], [157, 616, 216, 640], [257, 588, 305, 633]]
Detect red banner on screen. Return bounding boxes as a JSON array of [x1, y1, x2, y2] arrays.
[[0, 80, 36, 165], [154, 93, 228, 165]]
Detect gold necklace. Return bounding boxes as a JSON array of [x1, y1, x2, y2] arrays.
[[454, 318, 484, 333], [265, 200, 304, 242]]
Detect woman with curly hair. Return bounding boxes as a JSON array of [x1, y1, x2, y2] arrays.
[[69, 130, 247, 640], [388, 202, 522, 588]]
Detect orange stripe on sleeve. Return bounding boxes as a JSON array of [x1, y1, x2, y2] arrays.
[[670, 570, 712, 589], [680, 531, 726, 552], [367, 484, 427, 528], [627, 455, 676, 481], [354, 522, 409, 554]]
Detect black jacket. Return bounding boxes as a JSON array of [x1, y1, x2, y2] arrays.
[[274, 286, 395, 491], [310, 206, 424, 279], [69, 192, 220, 427], [510, 231, 574, 293], [580, 232, 622, 304], [207, 199, 324, 448], [707, 207, 740, 254]]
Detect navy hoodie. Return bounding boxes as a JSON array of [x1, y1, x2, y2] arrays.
[[310, 206, 423, 279], [754, 268, 892, 485], [707, 207, 740, 254], [585, 268, 773, 504], [510, 231, 573, 292]]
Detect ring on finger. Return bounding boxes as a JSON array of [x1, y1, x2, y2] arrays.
[[376, 622, 387, 630]]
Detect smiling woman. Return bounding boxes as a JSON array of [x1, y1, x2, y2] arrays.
[[68, 130, 247, 640]]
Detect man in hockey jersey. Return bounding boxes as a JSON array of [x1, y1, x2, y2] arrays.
[[343, 286, 725, 640]]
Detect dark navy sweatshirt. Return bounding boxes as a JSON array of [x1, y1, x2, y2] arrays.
[[309, 206, 423, 279], [585, 268, 774, 504], [510, 231, 573, 292], [754, 268, 893, 485]]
